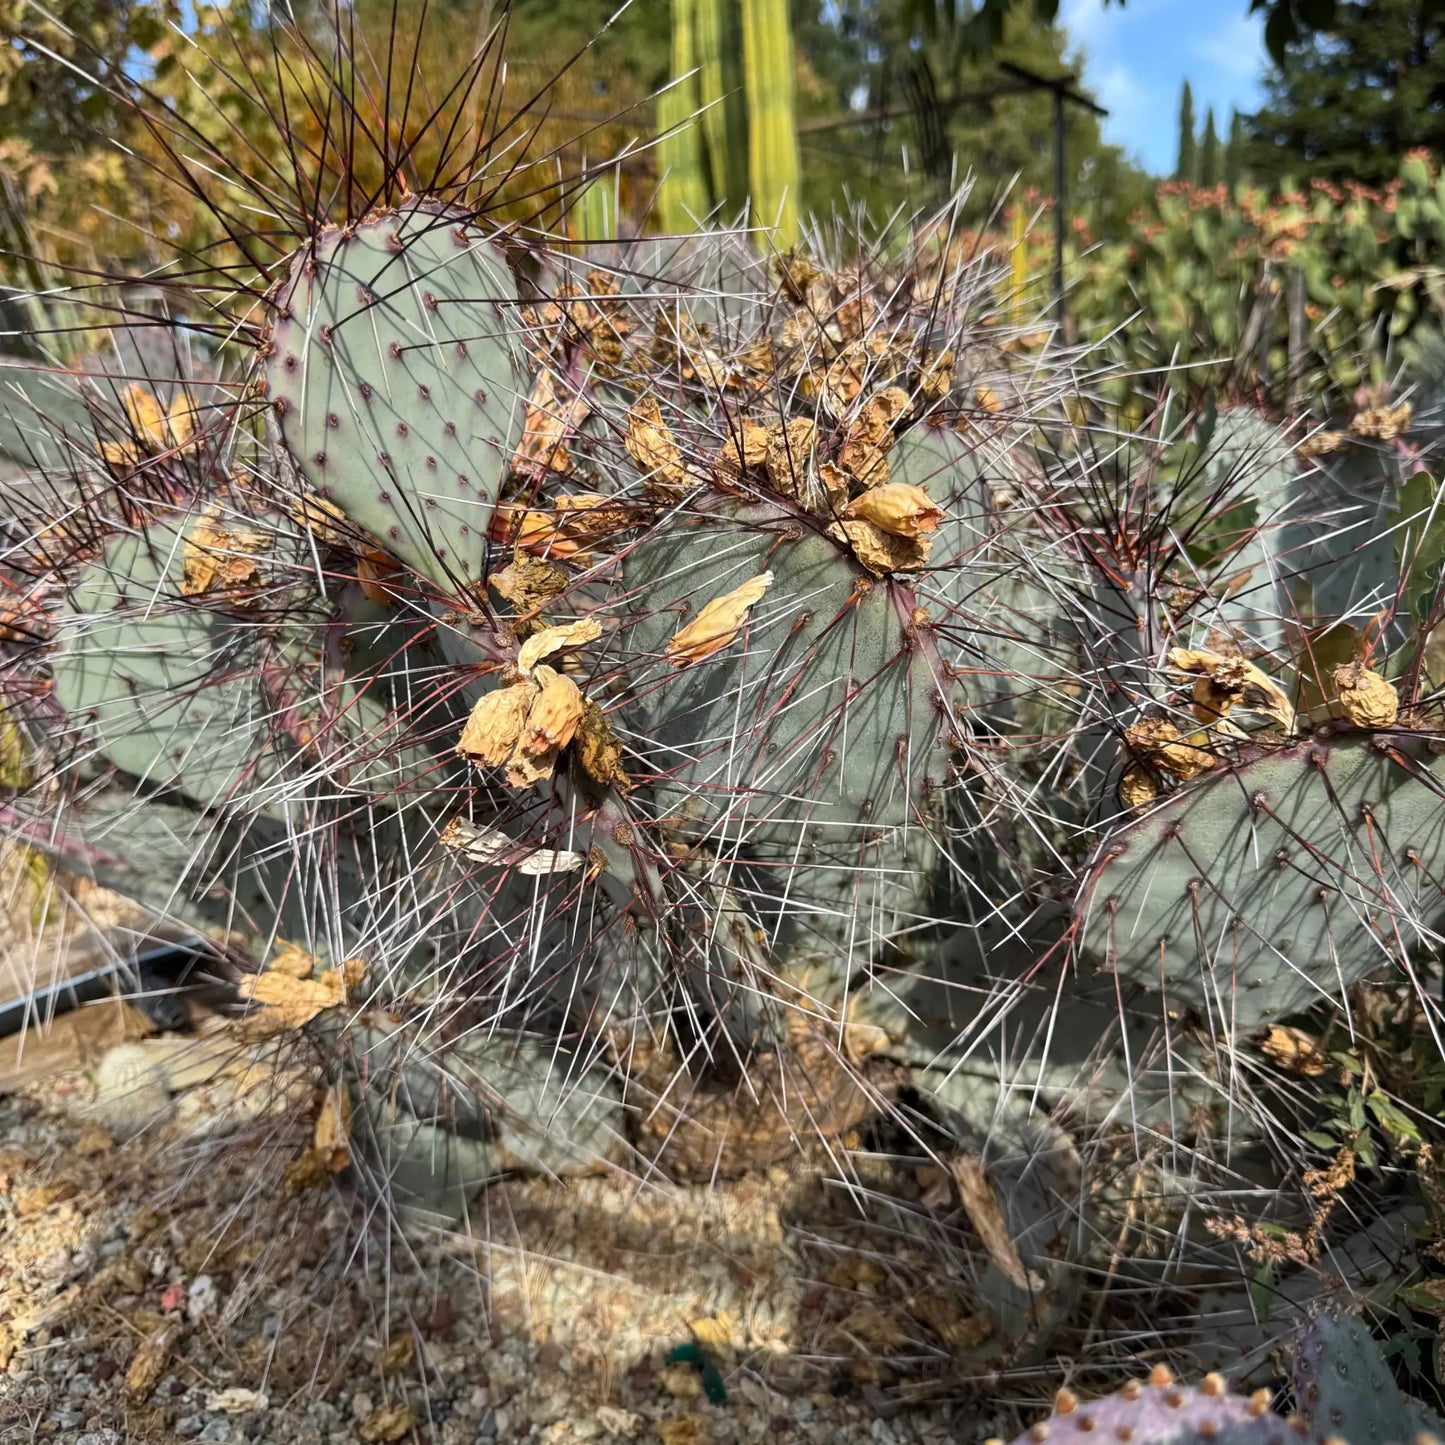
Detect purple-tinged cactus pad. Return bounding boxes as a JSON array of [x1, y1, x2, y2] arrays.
[[1000, 1370, 1303, 1445]]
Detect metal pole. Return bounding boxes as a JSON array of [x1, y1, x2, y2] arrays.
[[1053, 87, 1066, 326]]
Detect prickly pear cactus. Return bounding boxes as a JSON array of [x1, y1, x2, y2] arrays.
[[263, 201, 522, 589], [1077, 729, 1445, 1027], [1292, 1306, 1445, 1445]]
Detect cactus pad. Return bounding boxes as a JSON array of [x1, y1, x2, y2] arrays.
[[1077, 731, 1445, 1027], [1001, 1370, 1301, 1445], [264, 201, 521, 590], [1292, 1306, 1445, 1445]]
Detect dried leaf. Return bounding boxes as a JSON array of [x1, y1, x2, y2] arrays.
[[359, 1403, 415, 1443], [1334, 661, 1399, 728], [126, 1320, 182, 1399], [290, 493, 348, 543], [457, 683, 536, 768], [656, 1413, 707, 1445], [206, 1388, 269, 1413], [665, 573, 774, 666], [625, 396, 688, 493], [689, 1312, 735, 1351], [949, 1154, 1041, 1293], [513, 367, 589, 478], [516, 616, 602, 676], [842, 483, 943, 538]]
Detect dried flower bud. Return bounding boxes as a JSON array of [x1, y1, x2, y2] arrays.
[[842, 483, 944, 538], [1349, 402, 1412, 441], [1333, 661, 1398, 728], [576, 696, 629, 787], [512, 367, 591, 479], [505, 666, 585, 787], [625, 396, 688, 494], [1124, 718, 1215, 781], [764, 417, 816, 496], [665, 572, 774, 666], [1167, 647, 1296, 736]]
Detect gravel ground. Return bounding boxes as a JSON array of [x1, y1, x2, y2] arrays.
[[0, 993, 1021, 1445]]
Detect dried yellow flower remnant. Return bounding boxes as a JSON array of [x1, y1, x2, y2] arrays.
[[1167, 647, 1296, 736], [919, 348, 954, 403], [99, 384, 200, 465], [516, 615, 602, 676], [1297, 429, 1348, 458], [1123, 719, 1215, 782], [838, 443, 890, 487], [290, 492, 348, 543], [772, 248, 824, 302], [1349, 402, 1412, 441], [489, 551, 568, 614], [1118, 765, 1159, 810], [625, 395, 688, 494], [831, 519, 931, 576], [512, 367, 590, 477], [715, 419, 771, 480], [974, 384, 1005, 414], [506, 665, 585, 787], [1333, 661, 1398, 728], [665, 572, 775, 666], [181, 505, 273, 599], [457, 682, 535, 767], [1260, 1025, 1328, 1076], [842, 483, 944, 538], [241, 956, 363, 1037], [764, 417, 817, 496], [313, 1083, 352, 1172]]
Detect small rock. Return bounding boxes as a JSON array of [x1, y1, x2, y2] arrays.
[[200, 1420, 231, 1442], [68, 1372, 94, 1397], [187, 1275, 220, 1323], [174, 1415, 204, 1438], [478, 1407, 498, 1439], [350, 1391, 375, 1421]]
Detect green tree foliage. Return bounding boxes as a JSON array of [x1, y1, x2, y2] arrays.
[[1176, 80, 1196, 181], [794, 3, 1150, 234], [1244, 0, 1445, 188], [1199, 106, 1219, 188]]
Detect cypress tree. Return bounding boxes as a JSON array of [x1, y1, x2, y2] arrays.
[[1175, 80, 1196, 181], [1199, 107, 1220, 187]]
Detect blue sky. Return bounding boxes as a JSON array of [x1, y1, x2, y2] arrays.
[[1057, 0, 1271, 174]]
